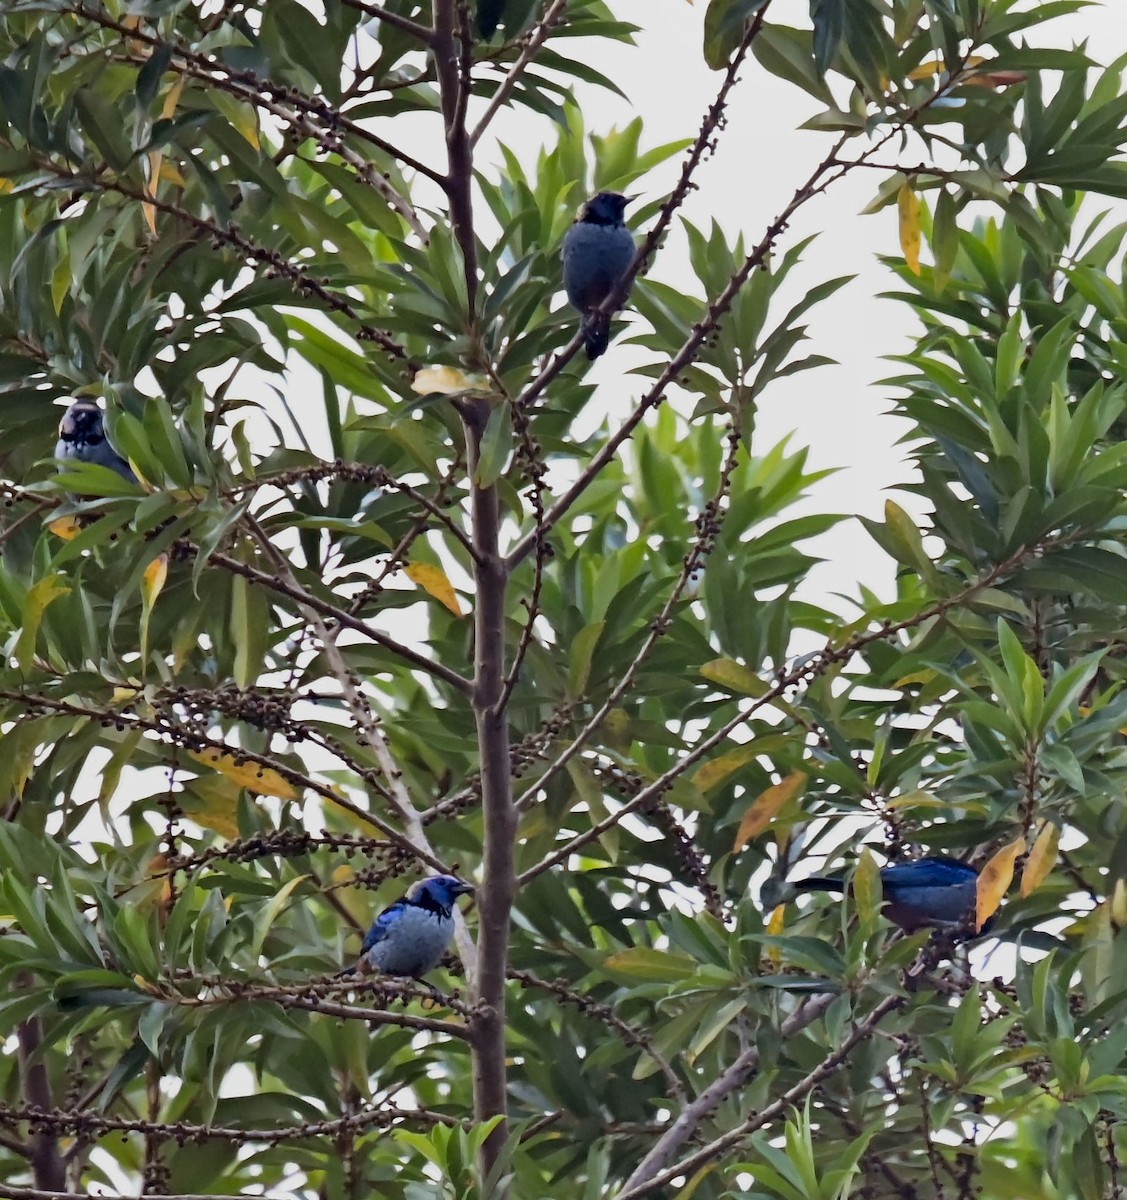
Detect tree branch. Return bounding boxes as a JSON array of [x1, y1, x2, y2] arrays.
[[508, 130, 847, 570], [433, 0, 479, 306], [14, 984, 65, 1193], [341, 0, 435, 43], [0, 689, 449, 870], [70, 3, 442, 192], [463, 399, 515, 1181], [41, 167, 413, 365], [616, 992, 904, 1199], [208, 550, 472, 694]]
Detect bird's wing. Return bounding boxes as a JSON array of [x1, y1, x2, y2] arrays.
[[360, 899, 408, 953], [881, 858, 976, 888]]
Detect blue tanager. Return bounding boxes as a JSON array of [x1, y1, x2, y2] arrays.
[[56, 399, 137, 484], [338, 875, 474, 981], [791, 856, 980, 932], [562, 191, 636, 360]]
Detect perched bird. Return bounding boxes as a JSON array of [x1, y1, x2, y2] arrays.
[[562, 191, 636, 360], [791, 855, 980, 933], [338, 874, 474, 981], [55, 399, 137, 484]]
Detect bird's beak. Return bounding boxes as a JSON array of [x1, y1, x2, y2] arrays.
[[623, 194, 640, 206], [455, 879, 475, 896]]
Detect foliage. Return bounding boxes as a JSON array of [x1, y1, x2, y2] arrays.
[[0, 0, 1126, 1197]]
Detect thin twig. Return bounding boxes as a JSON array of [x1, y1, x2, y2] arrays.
[[340, 0, 434, 42], [208, 550, 471, 694], [239, 514, 477, 974], [469, 0, 568, 148]]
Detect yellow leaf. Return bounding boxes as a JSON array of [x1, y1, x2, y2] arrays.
[[134, 853, 174, 918], [693, 744, 759, 793], [673, 1165, 717, 1200], [1021, 822, 1059, 898], [143, 79, 185, 235], [180, 773, 243, 838], [141, 553, 168, 607], [411, 365, 484, 396], [48, 516, 82, 540], [16, 574, 70, 673], [898, 182, 922, 275], [139, 552, 169, 664], [892, 669, 938, 688], [732, 771, 807, 851], [908, 55, 986, 80], [226, 99, 260, 150], [121, 14, 148, 54], [699, 657, 769, 696], [765, 902, 786, 964], [1112, 880, 1127, 927], [142, 175, 159, 235], [188, 747, 300, 801], [977, 835, 1025, 929], [404, 562, 464, 616]]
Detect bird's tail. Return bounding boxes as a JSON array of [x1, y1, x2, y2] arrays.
[[790, 877, 846, 894], [582, 311, 611, 360]]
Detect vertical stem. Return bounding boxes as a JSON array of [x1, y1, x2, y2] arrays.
[[16, 975, 65, 1192], [434, 0, 506, 1176], [465, 399, 514, 1181], [433, 0, 479, 309]]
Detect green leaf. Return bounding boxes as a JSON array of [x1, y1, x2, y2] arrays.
[[16, 574, 69, 674], [703, 0, 771, 70], [601, 947, 697, 982], [473, 400, 512, 488]]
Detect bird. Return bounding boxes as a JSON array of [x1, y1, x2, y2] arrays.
[[55, 399, 137, 484], [562, 191, 636, 360], [790, 855, 981, 933], [338, 874, 474, 981]]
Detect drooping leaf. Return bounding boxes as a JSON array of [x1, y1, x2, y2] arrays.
[[732, 771, 807, 850]]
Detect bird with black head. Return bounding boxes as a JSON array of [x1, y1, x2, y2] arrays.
[[55, 399, 137, 485], [562, 191, 636, 360]]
